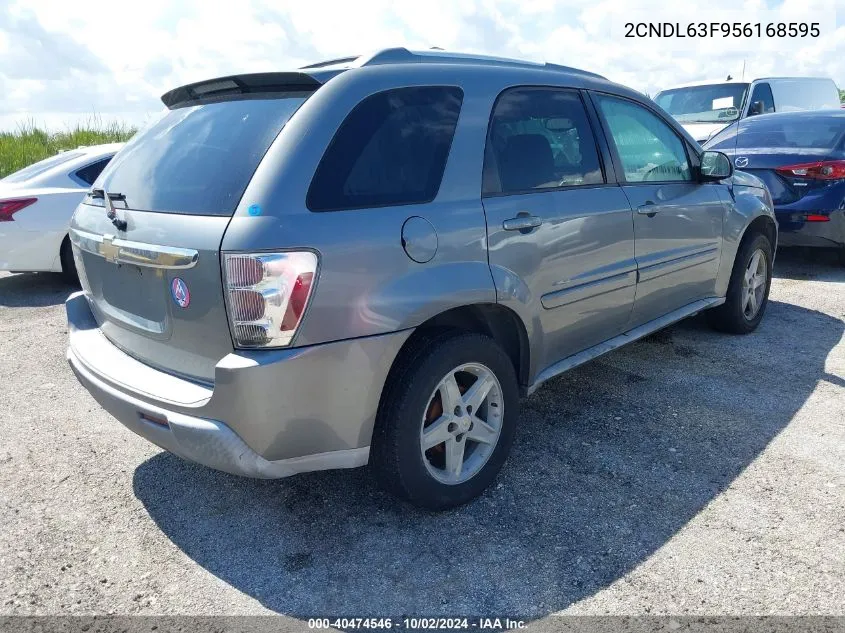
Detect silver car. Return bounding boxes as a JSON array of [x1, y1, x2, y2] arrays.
[[66, 48, 777, 509]]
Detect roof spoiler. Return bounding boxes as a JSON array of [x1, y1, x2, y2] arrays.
[[161, 72, 322, 109]]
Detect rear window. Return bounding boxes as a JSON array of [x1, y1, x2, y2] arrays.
[[96, 94, 311, 215], [734, 115, 845, 150], [307, 86, 463, 212], [2, 151, 84, 183], [771, 79, 841, 112], [703, 123, 738, 150]]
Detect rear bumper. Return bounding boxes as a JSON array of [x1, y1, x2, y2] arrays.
[[66, 292, 412, 478], [776, 209, 845, 249]]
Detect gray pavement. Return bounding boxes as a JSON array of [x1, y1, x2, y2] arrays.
[[0, 247, 843, 627]]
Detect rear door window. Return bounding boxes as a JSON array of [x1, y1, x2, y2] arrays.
[[748, 83, 775, 115], [97, 94, 312, 216], [307, 86, 463, 212], [483, 87, 604, 195]]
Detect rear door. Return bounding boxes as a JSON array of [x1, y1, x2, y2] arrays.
[[70, 87, 314, 382], [482, 87, 636, 371], [591, 93, 726, 327]]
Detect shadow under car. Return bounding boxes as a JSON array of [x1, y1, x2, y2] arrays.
[[132, 293, 844, 621]]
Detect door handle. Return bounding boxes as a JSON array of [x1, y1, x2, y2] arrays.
[[503, 214, 542, 233], [637, 201, 659, 217]]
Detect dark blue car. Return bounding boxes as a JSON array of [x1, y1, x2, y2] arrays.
[[705, 110, 845, 263]]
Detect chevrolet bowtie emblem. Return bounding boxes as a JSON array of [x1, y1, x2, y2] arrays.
[[101, 235, 120, 263]]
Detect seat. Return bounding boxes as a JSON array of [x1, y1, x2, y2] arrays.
[[497, 133, 555, 192]]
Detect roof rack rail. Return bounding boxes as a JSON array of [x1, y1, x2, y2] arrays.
[[299, 47, 606, 79], [300, 56, 360, 69]]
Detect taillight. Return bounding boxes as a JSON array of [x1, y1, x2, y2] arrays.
[[222, 252, 318, 348], [0, 198, 37, 222], [775, 160, 845, 181], [805, 214, 831, 222]]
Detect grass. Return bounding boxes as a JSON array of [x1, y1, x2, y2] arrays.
[[0, 117, 136, 179]]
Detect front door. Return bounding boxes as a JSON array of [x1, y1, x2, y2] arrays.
[[482, 87, 636, 373], [591, 93, 726, 327]]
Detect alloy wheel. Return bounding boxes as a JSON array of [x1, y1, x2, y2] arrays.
[[742, 248, 767, 320], [420, 363, 504, 485]]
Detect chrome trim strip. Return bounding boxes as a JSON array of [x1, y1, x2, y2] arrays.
[[69, 228, 198, 269], [98, 301, 166, 335], [541, 270, 637, 310], [638, 247, 719, 283]]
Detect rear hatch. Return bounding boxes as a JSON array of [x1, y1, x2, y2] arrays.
[[70, 74, 319, 382]]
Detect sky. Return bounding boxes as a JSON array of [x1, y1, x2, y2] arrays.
[[0, 0, 843, 131]]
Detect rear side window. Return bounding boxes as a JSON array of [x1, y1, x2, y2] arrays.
[[307, 86, 463, 212], [97, 94, 311, 215], [483, 87, 604, 195], [74, 158, 112, 185], [748, 83, 775, 115]]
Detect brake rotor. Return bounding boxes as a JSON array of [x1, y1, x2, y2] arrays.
[[423, 374, 470, 461]]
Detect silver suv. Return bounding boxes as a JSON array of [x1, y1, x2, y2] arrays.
[[66, 48, 777, 509]]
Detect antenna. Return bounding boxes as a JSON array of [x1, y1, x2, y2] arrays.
[[742, 60, 746, 81]]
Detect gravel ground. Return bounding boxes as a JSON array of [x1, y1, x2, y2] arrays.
[[0, 248, 843, 628]]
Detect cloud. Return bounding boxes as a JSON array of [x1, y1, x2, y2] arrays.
[[0, 10, 108, 80], [0, 0, 843, 130]]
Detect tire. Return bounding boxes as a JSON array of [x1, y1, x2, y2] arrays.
[[60, 237, 79, 286], [370, 330, 520, 510], [707, 232, 773, 334]]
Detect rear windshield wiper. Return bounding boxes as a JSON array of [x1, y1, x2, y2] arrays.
[[91, 188, 128, 232]]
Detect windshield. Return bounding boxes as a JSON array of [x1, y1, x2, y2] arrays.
[[655, 83, 749, 124], [96, 93, 312, 216], [2, 150, 84, 183]]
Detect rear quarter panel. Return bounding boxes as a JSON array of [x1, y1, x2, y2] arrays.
[[0, 189, 83, 271], [221, 66, 512, 347]]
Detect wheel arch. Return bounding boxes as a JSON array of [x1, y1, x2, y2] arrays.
[[59, 233, 79, 281], [740, 215, 778, 253], [387, 303, 531, 394], [716, 189, 778, 297]]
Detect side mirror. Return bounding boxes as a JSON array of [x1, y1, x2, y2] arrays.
[[748, 100, 765, 116], [700, 151, 733, 181]]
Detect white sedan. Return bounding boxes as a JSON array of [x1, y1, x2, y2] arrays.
[[0, 143, 123, 282]]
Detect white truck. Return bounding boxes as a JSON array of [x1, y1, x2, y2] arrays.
[[654, 77, 841, 144]]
